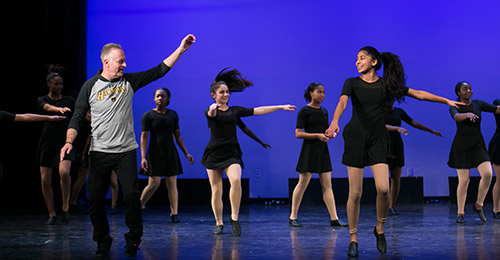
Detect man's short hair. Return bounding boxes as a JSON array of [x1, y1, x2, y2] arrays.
[[100, 43, 123, 63]]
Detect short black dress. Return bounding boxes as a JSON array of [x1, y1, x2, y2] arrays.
[[448, 99, 497, 169], [295, 105, 332, 173], [36, 95, 75, 167], [140, 109, 183, 176], [201, 106, 254, 170], [384, 107, 413, 167], [341, 77, 409, 168], [488, 99, 500, 165]]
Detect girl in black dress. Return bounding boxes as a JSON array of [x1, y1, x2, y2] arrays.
[[449, 82, 500, 223], [289, 82, 347, 228], [201, 68, 295, 236], [489, 99, 500, 219], [37, 64, 75, 224], [139, 88, 194, 223], [325, 47, 463, 257], [384, 99, 442, 215]]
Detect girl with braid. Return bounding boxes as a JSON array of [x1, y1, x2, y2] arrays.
[[325, 47, 463, 257], [201, 68, 295, 236]]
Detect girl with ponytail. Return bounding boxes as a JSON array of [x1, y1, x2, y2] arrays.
[[201, 67, 296, 236], [325, 47, 463, 257]]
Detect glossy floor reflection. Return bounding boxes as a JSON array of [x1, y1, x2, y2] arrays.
[[1, 203, 499, 259]]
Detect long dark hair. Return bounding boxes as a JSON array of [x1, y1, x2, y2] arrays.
[[210, 67, 253, 93], [304, 82, 323, 102], [359, 47, 406, 103]]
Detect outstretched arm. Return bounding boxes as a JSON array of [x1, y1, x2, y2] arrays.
[[163, 34, 196, 68], [408, 120, 442, 136], [407, 88, 463, 108], [241, 126, 271, 149], [15, 113, 65, 122], [253, 104, 296, 115], [174, 129, 194, 164], [385, 124, 409, 135], [326, 95, 349, 138]]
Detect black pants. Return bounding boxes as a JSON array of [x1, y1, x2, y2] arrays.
[[88, 150, 143, 245]]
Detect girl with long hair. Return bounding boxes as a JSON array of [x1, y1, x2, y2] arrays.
[[325, 47, 462, 257]]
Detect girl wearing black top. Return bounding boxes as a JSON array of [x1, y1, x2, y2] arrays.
[[449, 82, 500, 223], [201, 68, 295, 236], [289, 82, 347, 228], [325, 47, 462, 257], [489, 99, 500, 219], [384, 99, 442, 215], [139, 88, 194, 223], [37, 64, 75, 225]]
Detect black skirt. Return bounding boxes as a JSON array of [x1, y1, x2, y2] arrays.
[[489, 131, 500, 165], [296, 139, 332, 173]]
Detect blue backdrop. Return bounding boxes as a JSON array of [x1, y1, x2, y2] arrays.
[[86, 0, 499, 198]]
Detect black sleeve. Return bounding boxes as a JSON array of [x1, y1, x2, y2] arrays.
[[449, 106, 459, 118], [141, 111, 152, 132], [237, 118, 247, 130], [172, 110, 179, 131], [296, 107, 306, 129], [68, 78, 93, 132], [233, 106, 254, 118], [494, 99, 500, 106], [478, 100, 497, 113], [340, 78, 353, 97], [37, 96, 48, 112], [0, 110, 15, 125], [399, 108, 413, 124], [127, 63, 171, 92]]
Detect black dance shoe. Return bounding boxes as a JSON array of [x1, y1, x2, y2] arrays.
[[330, 219, 348, 227], [456, 215, 465, 224], [47, 216, 56, 225], [347, 241, 358, 257], [124, 243, 139, 257], [288, 218, 302, 227], [230, 218, 241, 236], [493, 211, 500, 219], [213, 225, 224, 235], [473, 205, 487, 222], [373, 227, 387, 254], [171, 214, 180, 223], [388, 208, 399, 215], [95, 237, 112, 259], [61, 211, 69, 225]]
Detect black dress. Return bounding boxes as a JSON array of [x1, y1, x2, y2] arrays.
[[295, 105, 332, 173], [36, 95, 75, 167], [448, 99, 497, 169], [341, 77, 409, 168], [488, 99, 500, 165], [140, 109, 183, 176], [201, 106, 254, 170], [384, 107, 413, 167]]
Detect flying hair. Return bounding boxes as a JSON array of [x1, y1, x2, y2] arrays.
[[211, 67, 253, 93]]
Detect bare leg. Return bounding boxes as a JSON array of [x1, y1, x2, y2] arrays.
[[475, 161, 493, 209], [289, 172, 312, 220], [70, 166, 88, 205], [389, 167, 402, 209], [59, 160, 72, 212], [456, 169, 470, 215], [346, 167, 364, 243], [318, 171, 340, 221], [225, 164, 242, 221], [207, 169, 224, 226], [110, 171, 119, 209], [493, 164, 500, 213], [40, 166, 55, 217], [165, 176, 178, 216], [139, 176, 161, 209], [371, 163, 390, 234]]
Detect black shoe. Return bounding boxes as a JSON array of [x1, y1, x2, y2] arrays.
[[124, 243, 139, 257], [456, 215, 464, 224], [171, 214, 180, 223], [230, 218, 241, 236], [95, 237, 112, 258], [61, 211, 69, 225], [288, 218, 302, 227], [330, 219, 348, 227], [473, 205, 487, 222], [213, 225, 224, 235], [388, 208, 399, 215], [47, 216, 56, 225], [373, 227, 387, 254], [347, 241, 358, 257], [493, 211, 500, 219]]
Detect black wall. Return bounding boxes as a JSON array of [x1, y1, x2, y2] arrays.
[[0, 0, 86, 210]]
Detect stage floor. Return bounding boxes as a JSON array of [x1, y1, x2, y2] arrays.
[[1, 203, 499, 259]]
